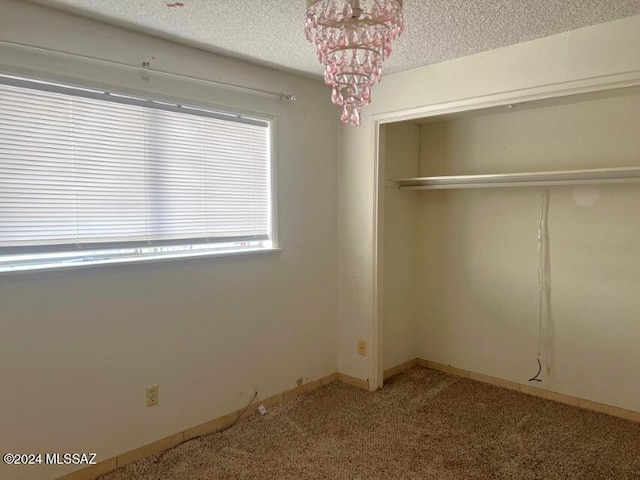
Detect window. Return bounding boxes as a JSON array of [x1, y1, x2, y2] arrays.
[[0, 76, 274, 272]]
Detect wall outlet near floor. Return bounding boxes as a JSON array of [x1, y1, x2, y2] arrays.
[[146, 385, 159, 407], [357, 340, 367, 356]]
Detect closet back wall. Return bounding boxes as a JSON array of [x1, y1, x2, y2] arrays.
[[404, 88, 640, 412]]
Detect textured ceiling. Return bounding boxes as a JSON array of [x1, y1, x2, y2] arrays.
[[29, 0, 640, 77]]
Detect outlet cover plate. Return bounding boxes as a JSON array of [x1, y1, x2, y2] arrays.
[[146, 385, 159, 407]]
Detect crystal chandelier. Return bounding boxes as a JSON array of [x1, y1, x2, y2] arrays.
[[305, 0, 404, 126]]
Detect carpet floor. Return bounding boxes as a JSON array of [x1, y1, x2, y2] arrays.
[[101, 367, 640, 480]]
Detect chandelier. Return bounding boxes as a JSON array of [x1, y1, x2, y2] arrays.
[[305, 0, 404, 126]]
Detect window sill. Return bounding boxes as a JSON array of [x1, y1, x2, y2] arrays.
[[0, 246, 282, 275]]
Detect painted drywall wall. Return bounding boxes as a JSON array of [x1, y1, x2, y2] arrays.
[[418, 88, 640, 176], [381, 123, 421, 370], [339, 15, 640, 386], [412, 88, 640, 412], [0, 1, 339, 479]]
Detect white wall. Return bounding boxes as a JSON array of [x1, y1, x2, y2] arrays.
[[410, 88, 640, 412], [381, 123, 420, 370], [0, 1, 339, 479], [339, 15, 640, 386]]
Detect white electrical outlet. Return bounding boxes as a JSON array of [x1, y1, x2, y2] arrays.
[[146, 385, 159, 407], [257, 405, 267, 416]]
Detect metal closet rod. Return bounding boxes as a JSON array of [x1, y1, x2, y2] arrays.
[[395, 167, 640, 190], [0, 40, 297, 101]]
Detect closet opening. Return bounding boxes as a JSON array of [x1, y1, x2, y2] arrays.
[[378, 85, 640, 398]]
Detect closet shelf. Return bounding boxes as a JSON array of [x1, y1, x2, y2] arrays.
[[394, 167, 640, 190]]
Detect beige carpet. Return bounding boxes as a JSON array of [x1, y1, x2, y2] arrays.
[[101, 367, 640, 479]]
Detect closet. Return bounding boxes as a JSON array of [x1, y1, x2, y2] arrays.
[[381, 85, 640, 412]]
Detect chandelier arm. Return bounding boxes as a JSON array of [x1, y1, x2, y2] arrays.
[[315, 19, 395, 29], [334, 74, 373, 85], [324, 46, 383, 56], [306, 0, 403, 7]]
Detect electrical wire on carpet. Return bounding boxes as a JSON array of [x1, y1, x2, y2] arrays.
[[154, 391, 259, 464]]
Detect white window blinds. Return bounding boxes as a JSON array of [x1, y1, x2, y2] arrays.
[[0, 78, 271, 255]]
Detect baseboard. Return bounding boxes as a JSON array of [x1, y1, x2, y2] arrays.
[[337, 372, 370, 390], [58, 361, 639, 480], [56, 360, 638, 480], [55, 371, 359, 480], [407, 358, 640, 424], [383, 358, 418, 379]]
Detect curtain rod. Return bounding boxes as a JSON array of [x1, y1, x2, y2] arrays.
[[0, 40, 297, 101]]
